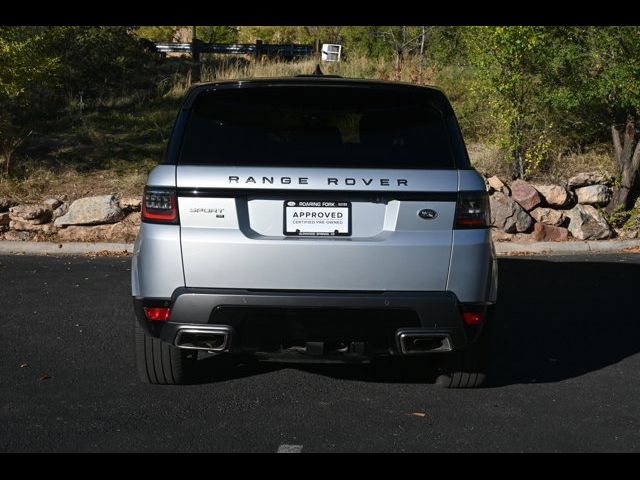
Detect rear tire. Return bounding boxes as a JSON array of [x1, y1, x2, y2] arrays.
[[435, 314, 492, 389], [135, 322, 196, 385]]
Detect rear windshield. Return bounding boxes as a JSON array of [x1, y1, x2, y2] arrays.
[[178, 86, 455, 168]]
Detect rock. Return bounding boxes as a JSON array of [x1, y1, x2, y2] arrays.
[[41, 224, 57, 235], [9, 219, 48, 231], [616, 228, 639, 240], [125, 211, 141, 226], [119, 196, 142, 211], [575, 185, 611, 206], [490, 192, 534, 233], [634, 197, 640, 209], [566, 204, 613, 240], [533, 184, 570, 208], [510, 179, 542, 211], [491, 229, 515, 242], [116, 212, 141, 239], [530, 207, 565, 227], [487, 176, 511, 196], [0, 212, 9, 226], [2, 230, 34, 241], [531, 223, 569, 242], [43, 198, 62, 210], [56, 226, 99, 242], [0, 198, 18, 213], [56, 212, 140, 242], [52, 203, 69, 220], [54, 194, 125, 227], [567, 172, 611, 189], [9, 204, 52, 224]]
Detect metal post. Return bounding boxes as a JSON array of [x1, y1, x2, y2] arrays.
[[191, 25, 201, 84], [255, 39, 263, 62]]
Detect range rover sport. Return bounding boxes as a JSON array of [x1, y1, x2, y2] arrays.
[[132, 74, 498, 388]]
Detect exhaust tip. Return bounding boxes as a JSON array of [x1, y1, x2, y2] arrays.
[[174, 327, 232, 352], [397, 330, 452, 354]]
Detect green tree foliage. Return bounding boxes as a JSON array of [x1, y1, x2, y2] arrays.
[[464, 26, 553, 179], [196, 26, 239, 44], [51, 26, 157, 102], [136, 26, 183, 42], [543, 27, 640, 209], [238, 26, 302, 43], [543, 27, 640, 141], [0, 27, 60, 175], [0, 27, 59, 97]]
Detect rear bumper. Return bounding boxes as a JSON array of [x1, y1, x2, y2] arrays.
[[134, 288, 490, 356]]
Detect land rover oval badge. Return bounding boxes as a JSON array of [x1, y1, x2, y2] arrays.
[[418, 208, 438, 220]]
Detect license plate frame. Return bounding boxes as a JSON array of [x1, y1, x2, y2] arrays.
[[283, 200, 352, 237]]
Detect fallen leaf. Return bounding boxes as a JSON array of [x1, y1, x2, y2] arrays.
[[39, 373, 51, 381], [410, 412, 427, 417]]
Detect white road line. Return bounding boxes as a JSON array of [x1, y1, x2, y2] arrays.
[[277, 444, 303, 453]]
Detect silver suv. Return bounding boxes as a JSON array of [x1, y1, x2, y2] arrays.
[[132, 75, 498, 388]]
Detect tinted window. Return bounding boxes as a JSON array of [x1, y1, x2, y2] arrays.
[[179, 86, 455, 168]]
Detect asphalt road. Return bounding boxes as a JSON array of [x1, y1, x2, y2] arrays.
[[1, 253, 639, 452]]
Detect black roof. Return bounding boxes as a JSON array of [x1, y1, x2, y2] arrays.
[[182, 76, 450, 111]]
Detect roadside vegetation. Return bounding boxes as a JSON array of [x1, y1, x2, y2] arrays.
[[0, 26, 638, 216]]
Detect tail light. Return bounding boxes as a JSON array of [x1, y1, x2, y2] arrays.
[[144, 307, 172, 321], [454, 191, 490, 229], [141, 188, 178, 224], [459, 304, 487, 326]]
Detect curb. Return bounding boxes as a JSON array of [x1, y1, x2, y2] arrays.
[[0, 241, 133, 255], [494, 239, 640, 254], [0, 239, 639, 256]]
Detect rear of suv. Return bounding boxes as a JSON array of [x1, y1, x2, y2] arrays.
[[132, 75, 498, 388]]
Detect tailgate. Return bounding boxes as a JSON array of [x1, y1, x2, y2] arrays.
[[177, 167, 458, 291]]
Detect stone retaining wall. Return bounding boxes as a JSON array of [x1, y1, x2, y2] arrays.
[[486, 171, 639, 242], [0, 194, 141, 243]]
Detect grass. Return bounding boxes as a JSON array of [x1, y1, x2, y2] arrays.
[[467, 141, 615, 185], [0, 54, 620, 203], [0, 168, 148, 204], [0, 90, 181, 202]]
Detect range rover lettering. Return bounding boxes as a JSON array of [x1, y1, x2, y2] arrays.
[[132, 73, 498, 388]]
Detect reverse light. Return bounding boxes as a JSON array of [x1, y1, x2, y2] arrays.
[[143, 307, 172, 321], [454, 191, 490, 229], [142, 188, 178, 223]]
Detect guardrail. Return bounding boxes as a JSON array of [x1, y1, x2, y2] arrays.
[[149, 40, 317, 59]]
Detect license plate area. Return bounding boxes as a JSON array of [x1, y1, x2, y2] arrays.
[[284, 200, 351, 237]]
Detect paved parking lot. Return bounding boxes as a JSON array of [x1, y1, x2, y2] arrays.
[[0, 253, 638, 452]]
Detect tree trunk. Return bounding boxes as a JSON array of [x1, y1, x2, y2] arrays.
[[607, 118, 640, 213]]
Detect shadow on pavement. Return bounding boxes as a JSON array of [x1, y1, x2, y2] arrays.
[[488, 257, 640, 386], [188, 257, 640, 387]]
